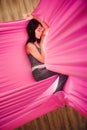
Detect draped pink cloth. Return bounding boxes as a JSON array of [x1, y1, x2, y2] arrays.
[[0, 0, 87, 129]]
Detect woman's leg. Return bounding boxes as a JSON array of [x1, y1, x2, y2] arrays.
[[32, 68, 68, 92], [54, 74, 68, 93], [32, 67, 57, 81]]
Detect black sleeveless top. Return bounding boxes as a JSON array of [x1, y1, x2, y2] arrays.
[[27, 44, 44, 67]]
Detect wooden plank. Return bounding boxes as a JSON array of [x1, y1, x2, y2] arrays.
[[15, 106, 87, 130], [0, 0, 39, 22]]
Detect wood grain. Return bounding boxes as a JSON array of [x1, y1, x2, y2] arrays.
[[15, 106, 87, 130], [0, 0, 39, 22]]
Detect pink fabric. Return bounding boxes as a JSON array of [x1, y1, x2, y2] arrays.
[[0, 20, 60, 130], [0, 0, 87, 129], [32, 0, 87, 115]]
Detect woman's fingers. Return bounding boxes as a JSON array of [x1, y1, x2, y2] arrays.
[[23, 13, 33, 19], [27, 13, 33, 19]]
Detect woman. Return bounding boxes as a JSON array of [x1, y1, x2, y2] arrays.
[[25, 13, 68, 91]]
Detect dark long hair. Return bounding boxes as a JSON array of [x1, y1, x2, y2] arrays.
[[26, 19, 42, 44]]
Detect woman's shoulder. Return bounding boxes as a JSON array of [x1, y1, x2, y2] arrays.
[[26, 42, 35, 54], [26, 42, 34, 47], [26, 42, 36, 49]]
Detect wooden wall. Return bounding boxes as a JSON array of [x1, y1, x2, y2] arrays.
[[15, 106, 87, 130], [0, 0, 39, 22], [0, 0, 87, 130]]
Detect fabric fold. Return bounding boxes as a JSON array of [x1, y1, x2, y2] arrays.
[[0, 0, 87, 129]]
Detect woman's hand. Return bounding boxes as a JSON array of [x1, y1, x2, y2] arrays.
[[23, 13, 49, 31], [23, 13, 33, 20]]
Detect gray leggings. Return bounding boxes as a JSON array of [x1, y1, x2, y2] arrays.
[[32, 67, 68, 92], [32, 67, 57, 81]]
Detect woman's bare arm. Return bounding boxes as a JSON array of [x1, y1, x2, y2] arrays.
[[25, 13, 49, 63], [30, 14, 49, 62], [26, 43, 44, 63]]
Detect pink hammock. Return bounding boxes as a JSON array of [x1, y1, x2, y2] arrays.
[[0, 0, 87, 129]]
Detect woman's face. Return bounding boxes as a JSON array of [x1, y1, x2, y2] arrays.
[[35, 24, 43, 39]]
